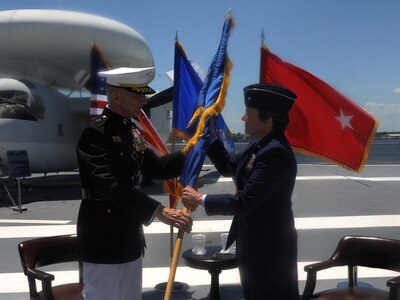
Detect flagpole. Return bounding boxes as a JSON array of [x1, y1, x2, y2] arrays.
[[164, 207, 189, 300], [170, 29, 179, 285], [261, 28, 265, 47], [170, 224, 174, 258], [170, 134, 177, 257]]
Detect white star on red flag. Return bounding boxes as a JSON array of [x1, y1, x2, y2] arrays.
[[336, 109, 354, 130]]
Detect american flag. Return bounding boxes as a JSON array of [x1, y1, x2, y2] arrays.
[[88, 43, 111, 118]]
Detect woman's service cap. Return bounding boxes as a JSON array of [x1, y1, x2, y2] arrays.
[[244, 83, 297, 113]]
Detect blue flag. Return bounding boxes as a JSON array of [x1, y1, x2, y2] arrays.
[[178, 16, 234, 188], [172, 41, 203, 139], [172, 40, 236, 155], [214, 114, 236, 155]]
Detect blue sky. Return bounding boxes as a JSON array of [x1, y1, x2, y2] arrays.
[[2, 0, 400, 132]]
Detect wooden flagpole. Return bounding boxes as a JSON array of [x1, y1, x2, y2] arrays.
[[164, 207, 189, 300], [170, 134, 177, 256], [164, 33, 186, 298]]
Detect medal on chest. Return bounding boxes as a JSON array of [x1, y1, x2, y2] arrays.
[[246, 154, 256, 170], [131, 127, 148, 152]]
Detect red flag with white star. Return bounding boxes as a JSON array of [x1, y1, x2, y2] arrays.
[[260, 45, 379, 172]]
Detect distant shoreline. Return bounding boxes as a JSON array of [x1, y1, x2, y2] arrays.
[[168, 137, 400, 147], [167, 138, 400, 166], [168, 133, 400, 145]]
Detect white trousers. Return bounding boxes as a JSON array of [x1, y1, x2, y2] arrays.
[[82, 257, 143, 300]]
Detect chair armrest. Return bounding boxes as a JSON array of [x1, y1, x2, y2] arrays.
[[304, 259, 341, 273], [27, 268, 55, 300], [387, 275, 400, 300], [302, 259, 342, 300], [26, 268, 55, 282], [387, 275, 400, 287]]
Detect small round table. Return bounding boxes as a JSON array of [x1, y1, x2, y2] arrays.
[[182, 246, 238, 300]]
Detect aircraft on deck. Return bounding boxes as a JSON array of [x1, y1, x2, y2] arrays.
[[0, 9, 172, 176]]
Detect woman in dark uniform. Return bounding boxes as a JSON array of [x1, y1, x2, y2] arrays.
[[182, 83, 299, 300]]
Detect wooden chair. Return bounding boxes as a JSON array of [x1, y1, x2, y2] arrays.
[[302, 235, 400, 300], [18, 234, 83, 300]]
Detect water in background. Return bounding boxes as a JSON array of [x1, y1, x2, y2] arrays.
[[295, 139, 400, 165], [170, 139, 400, 165]]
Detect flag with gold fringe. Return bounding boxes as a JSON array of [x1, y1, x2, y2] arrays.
[[171, 40, 203, 140], [172, 37, 236, 154], [163, 14, 234, 300], [178, 15, 234, 188], [260, 45, 379, 172]]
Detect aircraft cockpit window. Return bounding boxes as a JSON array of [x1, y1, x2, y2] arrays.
[[0, 90, 29, 106], [0, 90, 36, 121]]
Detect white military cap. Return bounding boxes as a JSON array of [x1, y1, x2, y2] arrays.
[[98, 67, 155, 94]]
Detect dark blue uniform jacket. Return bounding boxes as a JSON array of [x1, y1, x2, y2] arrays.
[[76, 108, 185, 264], [206, 133, 299, 300]]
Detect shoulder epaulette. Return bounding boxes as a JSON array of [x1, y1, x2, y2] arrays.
[[92, 115, 108, 127]]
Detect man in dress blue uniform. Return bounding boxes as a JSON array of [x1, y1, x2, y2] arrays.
[[76, 67, 192, 299], [182, 83, 300, 300]]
